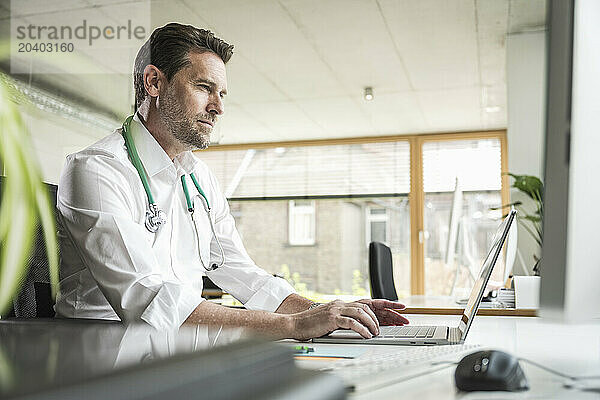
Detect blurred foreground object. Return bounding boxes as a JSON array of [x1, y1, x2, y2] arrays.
[[0, 319, 346, 399], [0, 72, 59, 316]]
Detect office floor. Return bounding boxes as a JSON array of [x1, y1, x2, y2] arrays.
[[294, 315, 600, 399]]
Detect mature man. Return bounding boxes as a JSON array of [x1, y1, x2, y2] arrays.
[[55, 23, 409, 339]]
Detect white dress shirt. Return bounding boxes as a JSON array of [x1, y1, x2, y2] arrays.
[[55, 113, 295, 329]]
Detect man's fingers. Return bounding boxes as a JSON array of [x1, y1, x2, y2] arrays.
[[341, 306, 379, 335], [351, 302, 379, 327], [335, 315, 372, 339], [372, 299, 406, 310], [383, 308, 410, 325], [357, 299, 406, 311]]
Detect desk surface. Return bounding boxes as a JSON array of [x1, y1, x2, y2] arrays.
[[212, 294, 537, 316], [1, 315, 598, 399], [401, 295, 537, 317], [295, 314, 600, 399]]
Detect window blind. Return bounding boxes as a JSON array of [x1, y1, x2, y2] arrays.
[[196, 141, 411, 199], [422, 138, 502, 192]]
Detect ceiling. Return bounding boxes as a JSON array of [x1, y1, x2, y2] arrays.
[[1, 0, 547, 144]]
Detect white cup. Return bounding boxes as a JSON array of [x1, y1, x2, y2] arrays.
[[514, 276, 541, 309]]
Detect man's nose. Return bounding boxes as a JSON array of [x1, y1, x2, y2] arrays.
[[207, 95, 224, 116]]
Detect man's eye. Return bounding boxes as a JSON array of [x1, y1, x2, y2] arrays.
[[197, 84, 210, 91]]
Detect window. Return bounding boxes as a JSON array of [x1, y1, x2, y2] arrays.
[[288, 200, 316, 245], [221, 197, 410, 298], [198, 140, 412, 299], [196, 131, 506, 299], [198, 142, 411, 198], [421, 138, 505, 296]]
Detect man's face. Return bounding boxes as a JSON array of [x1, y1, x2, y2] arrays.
[[158, 51, 227, 150]]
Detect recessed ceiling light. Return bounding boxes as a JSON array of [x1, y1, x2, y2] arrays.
[[364, 87, 374, 101]]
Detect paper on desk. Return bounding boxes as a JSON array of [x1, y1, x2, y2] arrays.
[[291, 345, 366, 359]]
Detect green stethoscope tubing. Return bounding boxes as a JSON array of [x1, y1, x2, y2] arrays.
[[121, 115, 224, 271], [181, 173, 210, 211], [123, 115, 155, 204]]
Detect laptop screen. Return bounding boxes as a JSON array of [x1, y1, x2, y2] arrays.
[[457, 210, 516, 337]]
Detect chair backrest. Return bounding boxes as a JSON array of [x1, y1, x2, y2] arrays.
[[0, 177, 58, 318], [368, 242, 398, 301]]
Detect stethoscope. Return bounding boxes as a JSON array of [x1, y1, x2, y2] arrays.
[[121, 115, 225, 271]]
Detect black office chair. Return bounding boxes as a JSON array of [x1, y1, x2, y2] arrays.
[[368, 242, 398, 301], [0, 177, 58, 318]]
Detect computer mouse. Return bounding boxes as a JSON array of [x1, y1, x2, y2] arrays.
[[455, 350, 529, 392]]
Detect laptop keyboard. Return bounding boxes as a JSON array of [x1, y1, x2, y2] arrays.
[[378, 325, 437, 338]]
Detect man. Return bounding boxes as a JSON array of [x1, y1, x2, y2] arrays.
[[55, 23, 409, 339]]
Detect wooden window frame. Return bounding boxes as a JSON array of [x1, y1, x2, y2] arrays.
[[198, 129, 508, 295]]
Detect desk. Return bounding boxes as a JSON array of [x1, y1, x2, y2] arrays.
[[0, 319, 345, 400], [402, 295, 537, 317], [295, 314, 600, 399], [212, 294, 537, 316]]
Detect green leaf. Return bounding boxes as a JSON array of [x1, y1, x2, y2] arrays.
[[0, 73, 60, 314], [507, 173, 544, 201], [490, 201, 522, 210], [522, 215, 542, 223]]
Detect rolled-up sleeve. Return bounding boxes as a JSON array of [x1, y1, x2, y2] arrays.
[[202, 171, 295, 312], [58, 152, 204, 329]]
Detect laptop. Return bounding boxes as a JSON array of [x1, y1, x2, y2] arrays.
[[313, 209, 516, 346]]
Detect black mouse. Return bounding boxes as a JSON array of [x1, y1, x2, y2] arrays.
[[455, 350, 529, 392]]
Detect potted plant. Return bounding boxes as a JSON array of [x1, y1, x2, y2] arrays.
[[494, 173, 543, 275], [492, 173, 543, 308]]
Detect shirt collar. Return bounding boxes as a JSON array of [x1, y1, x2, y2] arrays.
[[131, 113, 173, 177], [174, 151, 200, 175]]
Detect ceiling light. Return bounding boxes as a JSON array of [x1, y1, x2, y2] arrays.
[[364, 87, 374, 101], [1, 74, 118, 131]]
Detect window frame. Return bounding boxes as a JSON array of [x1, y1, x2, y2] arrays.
[[410, 132, 509, 294]]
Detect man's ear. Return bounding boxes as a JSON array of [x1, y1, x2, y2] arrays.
[[143, 64, 164, 99]]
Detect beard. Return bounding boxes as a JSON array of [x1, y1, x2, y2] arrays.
[[159, 86, 214, 151]]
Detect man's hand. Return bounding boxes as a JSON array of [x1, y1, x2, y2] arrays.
[[355, 299, 410, 326], [289, 299, 380, 340], [287, 298, 409, 340]]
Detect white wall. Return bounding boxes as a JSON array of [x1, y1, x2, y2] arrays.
[[19, 107, 111, 184], [506, 31, 547, 275]]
